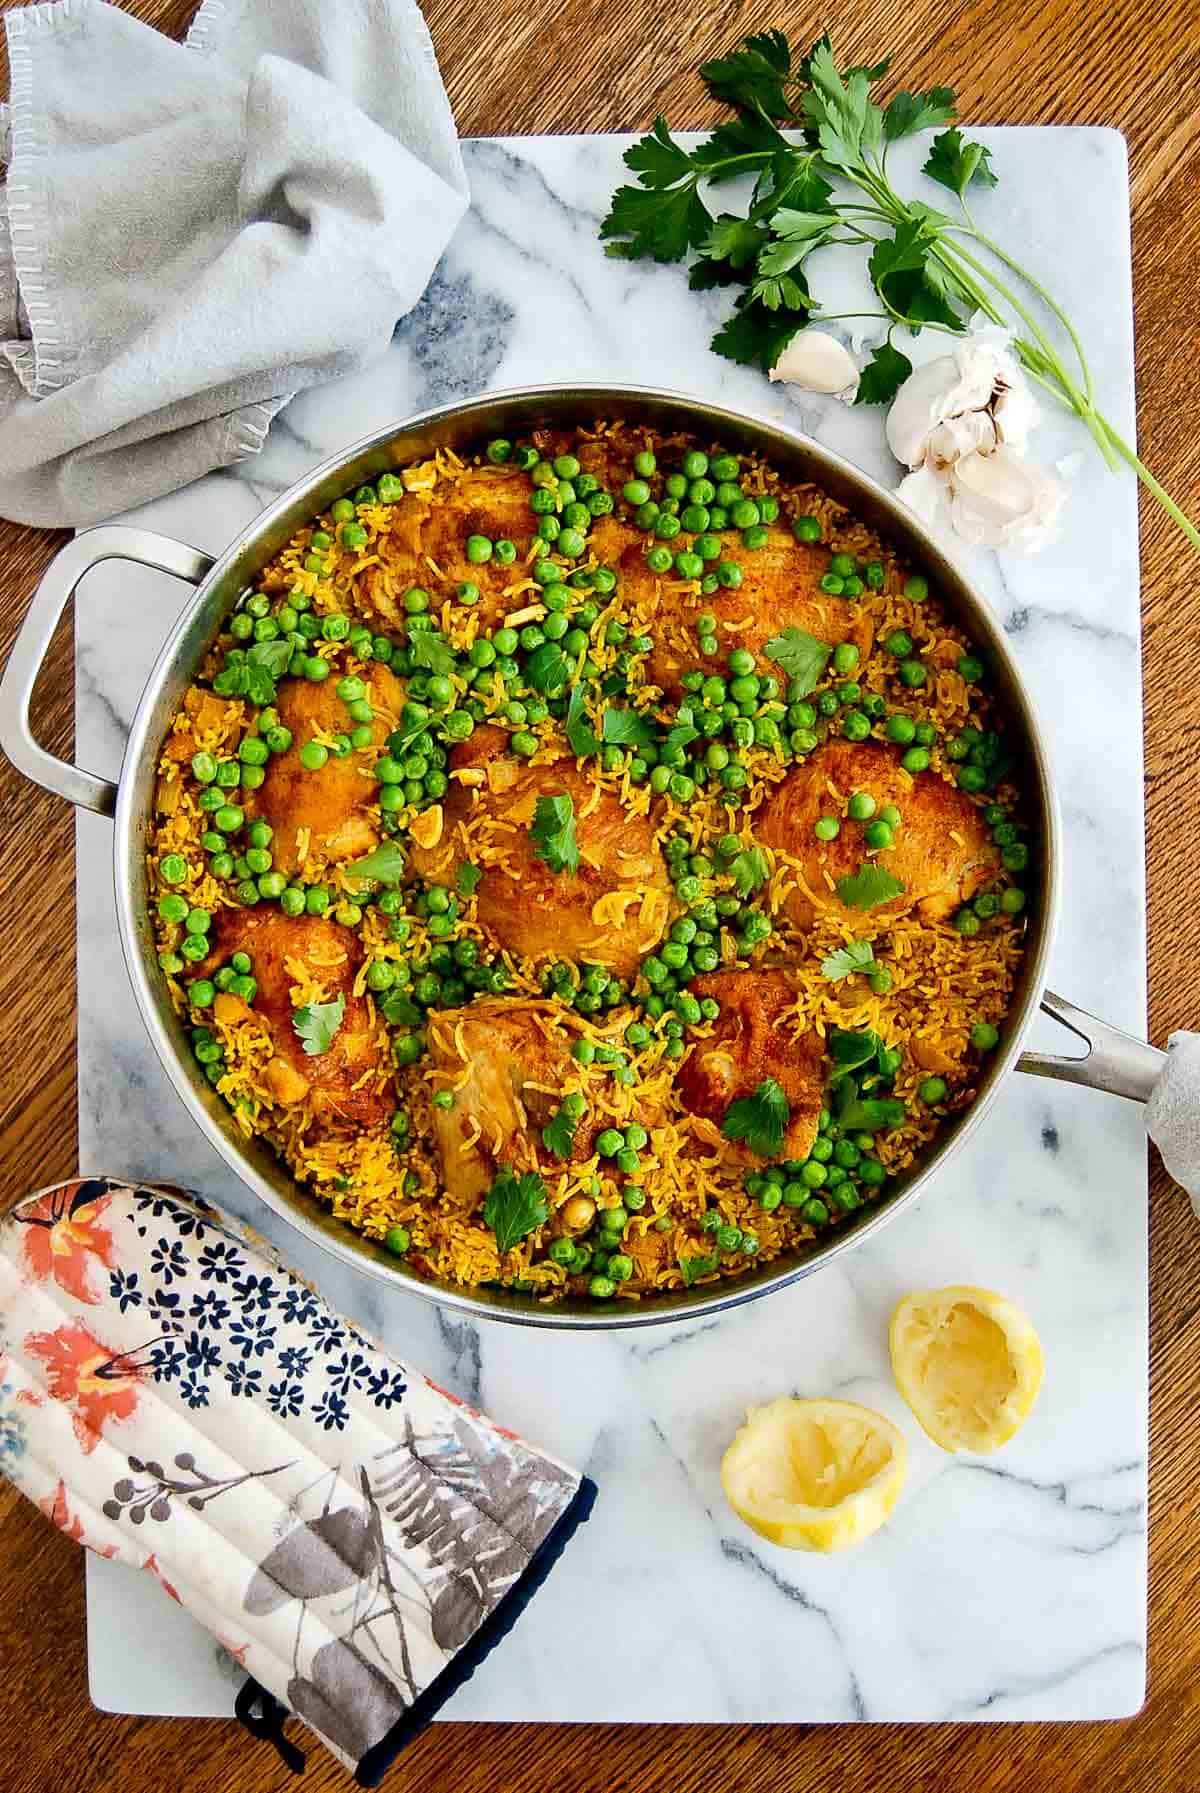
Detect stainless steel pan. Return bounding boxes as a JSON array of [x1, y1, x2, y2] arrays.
[[0, 385, 1165, 1328]]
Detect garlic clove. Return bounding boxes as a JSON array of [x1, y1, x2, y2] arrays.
[[926, 410, 998, 474], [947, 446, 1066, 552], [885, 354, 964, 468], [769, 329, 859, 397], [894, 463, 951, 531]]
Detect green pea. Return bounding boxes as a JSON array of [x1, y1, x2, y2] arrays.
[[919, 1076, 948, 1105], [466, 534, 493, 563], [901, 747, 930, 773], [800, 1197, 829, 1225], [299, 741, 328, 772], [864, 820, 893, 849], [305, 885, 331, 915], [384, 1225, 411, 1256], [189, 979, 215, 1008], [958, 655, 984, 682], [589, 1275, 616, 1300], [904, 575, 929, 602], [842, 711, 871, 742], [716, 560, 743, 589], [1000, 887, 1026, 915]]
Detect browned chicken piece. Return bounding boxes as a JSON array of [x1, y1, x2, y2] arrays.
[[642, 530, 874, 699], [408, 725, 671, 977], [357, 465, 535, 634], [755, 739, 999, 928], [425, 1000, 594, 1204], [253, 661, 402, 876], [204, 909, 390, 1128], [676, 969, 825, 1164]]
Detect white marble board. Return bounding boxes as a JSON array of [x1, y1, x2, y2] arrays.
[[80, 130, 1148, 1723]]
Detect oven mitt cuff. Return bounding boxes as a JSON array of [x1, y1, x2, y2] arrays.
[[1146, 1031, 1200, 1219], [0, 1179, 594, 1781]]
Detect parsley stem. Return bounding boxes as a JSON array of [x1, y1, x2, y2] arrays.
[[954, 220, 1095, 407], [1092, 416, 1200, 551]]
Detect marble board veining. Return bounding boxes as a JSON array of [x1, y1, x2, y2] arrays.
[[81, 130, 1147, 1722]]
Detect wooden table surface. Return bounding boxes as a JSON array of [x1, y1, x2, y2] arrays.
[[2, 0, 1199, 1787]]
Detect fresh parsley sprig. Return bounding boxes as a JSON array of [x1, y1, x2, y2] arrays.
[[722, 1076, 790, 1157], [292, 995, 346, 1058], [600, 28, 1200, 550], [530, 793, 580, 875], [484, 1168, 549, 1255]]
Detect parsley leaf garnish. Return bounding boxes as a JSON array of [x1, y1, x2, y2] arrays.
[[247, 638, 293, 678], [345, 840, 406, 886], [457, 863, 482, 897], [380, 990, 422, 1027], [712, 292, 808, 370], [868, 218, 965, 331], [409, 632, 456, 678], [530, 793, 579, 875], [700, 29, 794, 117], [763, 627, 831, 694], [680, 1252, 721, 1287], [292, 994, 345, 1058], [541, 1104, 578, 1161], [855, 340, 914, 407], [483, 1168, 549, 1255], [828, 1027, 883, 1072], [835, 863, 906, 910], [663, 715, 700, 759], [820, 939, 876, 981], [524, 640, 571, 695], [602, 706, 657, 751], [565, 685, 601, 757], [924, 127, 999, 198], [883, 86, 957, 141], [839, 1096, 906, 1133], [731, 844, 770, 898], [722, 1076, 790, 1157]]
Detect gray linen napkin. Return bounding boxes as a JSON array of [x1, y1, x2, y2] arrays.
[[0, 0, 468, 526]]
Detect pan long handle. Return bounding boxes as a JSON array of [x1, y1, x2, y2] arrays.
[[1017, 990, 1166, 1104], [0, 525, 213, 817]]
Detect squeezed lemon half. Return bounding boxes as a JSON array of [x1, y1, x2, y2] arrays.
[[889, 1284, 1043, 1454], [721, 1396, 907, 1552]]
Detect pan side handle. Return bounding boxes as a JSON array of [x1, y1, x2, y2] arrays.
[[1017, 990, 1165, 1104], [0, 526, 213, 817]]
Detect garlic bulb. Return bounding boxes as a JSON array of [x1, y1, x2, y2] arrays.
[[886, 332, 1035, 468], [886, 327, 1064, 553], [769, 330, 858, 398]]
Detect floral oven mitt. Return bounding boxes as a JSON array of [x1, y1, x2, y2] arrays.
[[0, 1180, 593, 1780]]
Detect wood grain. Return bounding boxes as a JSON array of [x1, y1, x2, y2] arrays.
[[2, 0, 1199, 1787]]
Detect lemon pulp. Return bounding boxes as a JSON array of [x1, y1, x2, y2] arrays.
[[721, 1396, 907, 1552], [890, 1284, 1043, 1453]]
